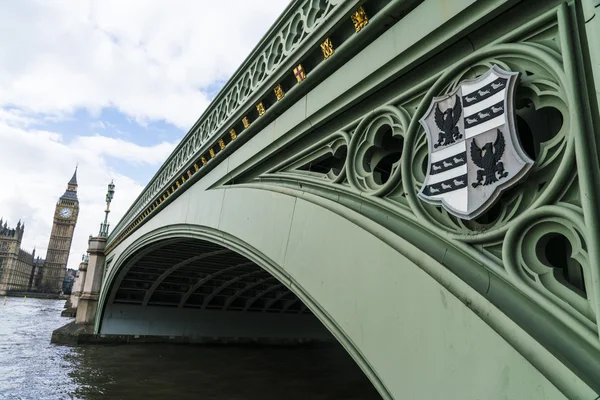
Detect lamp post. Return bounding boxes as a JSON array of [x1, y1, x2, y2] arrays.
[[99, 180, 115, 237]]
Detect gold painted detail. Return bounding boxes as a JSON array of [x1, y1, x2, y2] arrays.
[[351, 6, 368, 32], [256, 102, 266, 116], [176, 181, 180, 188], [218, 139, 226, 150], [242, 116, 250, 129], [274, 84, 285, 100], [320, 38, 334, 59], [209, 148, 215, 158], [194, 163, 199, 172], [201, 156, 207, 165], [293, 64, 306, 82], [181, 175, 186, 183], [229, 129, 237, 140]]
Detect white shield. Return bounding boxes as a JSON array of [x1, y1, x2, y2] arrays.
[[418, 65, 534, 220]]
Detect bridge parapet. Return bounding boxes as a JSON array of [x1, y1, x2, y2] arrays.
[[107, 0, 418, 251]]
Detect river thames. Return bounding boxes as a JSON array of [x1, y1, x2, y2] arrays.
[[0, 298, 379, 400]]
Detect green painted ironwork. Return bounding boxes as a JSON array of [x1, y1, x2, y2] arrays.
[[106, 0, 363, 242], [98, 0, 600, 397]]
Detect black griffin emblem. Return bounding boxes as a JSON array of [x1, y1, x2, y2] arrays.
[[470, 129, 509, 188], [434, 95, 463, 148]]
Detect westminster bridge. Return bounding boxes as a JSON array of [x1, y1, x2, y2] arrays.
[[72, 0, 600, 398]]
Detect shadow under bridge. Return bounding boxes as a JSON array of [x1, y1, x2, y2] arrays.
[[100, 238, 332, 343]]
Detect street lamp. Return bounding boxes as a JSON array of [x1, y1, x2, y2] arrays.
[[99, 180, 115, 237]]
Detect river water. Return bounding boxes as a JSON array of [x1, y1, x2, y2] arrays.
[[0, 298, 380, 400]]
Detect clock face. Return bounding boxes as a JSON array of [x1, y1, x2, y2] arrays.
[[59, 207, 72, 218]]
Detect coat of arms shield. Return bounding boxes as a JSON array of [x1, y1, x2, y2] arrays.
[[418, 65, 534, 220]]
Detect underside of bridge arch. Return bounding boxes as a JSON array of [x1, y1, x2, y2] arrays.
[[100, 237, 333, 342]]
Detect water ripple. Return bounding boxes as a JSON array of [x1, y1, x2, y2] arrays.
[[0, 298, 379, 400]]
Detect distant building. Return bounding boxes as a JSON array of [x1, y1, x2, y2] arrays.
[[0, 168, 80, 295], [38, 168, 80, 293], [0, 220, 41, 295]]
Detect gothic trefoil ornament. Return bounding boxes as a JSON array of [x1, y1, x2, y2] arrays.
[[418, 65, 533, 220]]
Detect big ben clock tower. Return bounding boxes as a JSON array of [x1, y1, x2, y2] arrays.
[[40, 167, 80, 293]]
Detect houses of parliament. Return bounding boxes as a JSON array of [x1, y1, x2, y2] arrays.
[[0, 168, 79, 295]]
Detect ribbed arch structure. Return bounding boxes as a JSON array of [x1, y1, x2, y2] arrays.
[[109, 238, 312, 315]]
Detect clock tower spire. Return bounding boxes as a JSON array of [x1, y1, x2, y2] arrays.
[[39, 167, 80, 293]]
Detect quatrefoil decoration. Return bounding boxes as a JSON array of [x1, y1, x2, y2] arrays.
[[347, 105, 410, 195]]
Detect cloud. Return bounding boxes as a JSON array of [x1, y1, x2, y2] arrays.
[[0, 110, 176, 269], [0, 0, 289, 128], [0, 0, 290, 270], [91, 121, 105, 129], [72, 135, 175, 166]]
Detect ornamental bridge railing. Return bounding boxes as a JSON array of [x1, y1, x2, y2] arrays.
[[106, 0, 420, 252]]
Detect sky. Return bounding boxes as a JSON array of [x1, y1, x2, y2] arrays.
[[0, 0, 290, 269]]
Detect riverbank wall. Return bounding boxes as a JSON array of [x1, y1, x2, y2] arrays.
[[5, 291, 67, 300]]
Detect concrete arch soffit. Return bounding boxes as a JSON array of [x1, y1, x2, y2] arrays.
[[142, 249, 231, 306], [261, 287, 294, 312], [282, 298, 304, 313], [178, 261, 256, 308], [242, 283, 285, 312], [105, 238, 181, 307], [221, 276, 279, 311], [200, 269, 268, 309], [96, 223, 394, 400]]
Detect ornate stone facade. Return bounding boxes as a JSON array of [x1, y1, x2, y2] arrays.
[[39, 169, 80, 293], [0, 220, 42, 295], [0, 169, 80, 295]]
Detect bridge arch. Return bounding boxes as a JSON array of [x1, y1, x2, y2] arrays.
[[97, 186, 573, 399], [98, 223, 390, 397]]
